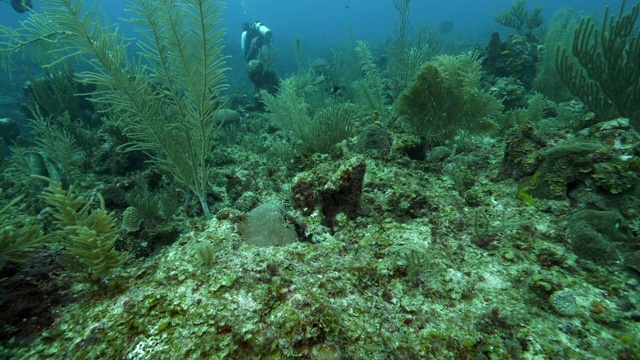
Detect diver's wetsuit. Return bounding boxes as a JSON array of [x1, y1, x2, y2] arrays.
[[242, 25, 264, 61], [241, 21, 273, 62]]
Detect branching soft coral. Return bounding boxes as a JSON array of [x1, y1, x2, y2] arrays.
[[395, 52, 502, 142], [0, 195, 48, 269], [494, 0, 544, 36], [556, 0, 640, 126], [38, 177, 129, 278]]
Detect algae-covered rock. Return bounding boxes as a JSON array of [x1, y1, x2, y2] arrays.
[[587, 118, 640, 194], [356, 124, 392, 157], [526, 142, 600, 200], [214, 109, 241, 126], [291, 157, 366, 228], [564, 209, 631, 264], [309, 58, 331, 74], [247, 60, 280, 94], [549, 289, 577, 317], [500, 121, 547, 179], [237, 203, 298, 247], [427, 146, 452, 163], [505, 118, 640, 201], [624, 250, 640, 273]]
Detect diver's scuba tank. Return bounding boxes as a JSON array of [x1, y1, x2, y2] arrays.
[[241, 31, 248, 56], [254, 22, 273, 44]]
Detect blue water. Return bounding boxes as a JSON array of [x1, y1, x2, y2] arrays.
[[0, 0, 629, 86], [6, 1, 625, 33], [225, 0, 625, 44], [1, 1, 627, 48]]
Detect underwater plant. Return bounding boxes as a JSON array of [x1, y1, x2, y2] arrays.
[[0, 0, 229, 217], [387, 0, 443, 100], [0, 195, 48, 270], [395, 51, 502, 142], [126, 179, 180, 222], [494, 0, 544, 36], [260, 76, 358, 155], [353, 41, 387, 117], [22, 62, 80, 119], [533, 7, 580, 102], [556, 0, 640, 126], [28, 113, 85, 182], [38, 177, 129, 279]]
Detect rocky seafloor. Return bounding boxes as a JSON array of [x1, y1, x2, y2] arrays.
[[2, 108, 640, 359]]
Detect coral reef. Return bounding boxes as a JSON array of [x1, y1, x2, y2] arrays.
[[482, 32, 541, 90], [261, 78, 358, 155], [0, 1, 640, 359], [533, 7, 578, 102]]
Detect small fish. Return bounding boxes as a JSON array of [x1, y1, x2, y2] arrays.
[[500, 50, 510, 55], [345, 5, 350, 9]]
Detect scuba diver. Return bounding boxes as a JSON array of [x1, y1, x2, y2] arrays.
[[6, 0, 33, 13], [241, 21, 273, 62], [240, 21, 279, 94]]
